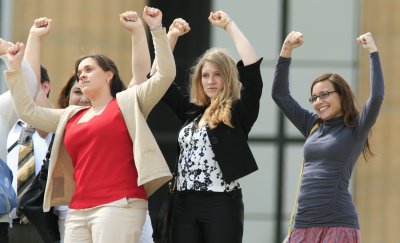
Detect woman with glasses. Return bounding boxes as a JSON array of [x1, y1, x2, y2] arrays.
[[272, 31, 384, 242]]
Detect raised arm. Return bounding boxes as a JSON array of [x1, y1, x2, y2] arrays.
[[120, 11, 151, 87], [357, 32, 382, 98], [272, 31, 315, 137], [1, 38, 39, 99], [167, 18, 190, 53], [279, 31, 304, 58], [24, 17, 54, 137], [24, 17, 52, 84], [150, 17, 190, 75], [355, 32, 384, 132], [5, 42, 62, 133], [24, 17, 54, 109], [208, 10, 258, 65], [128, 6, 175, 117]]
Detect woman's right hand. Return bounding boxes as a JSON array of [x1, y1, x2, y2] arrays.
[[0, 38, 13, 56], [30, 17, 52, 39], [168, 18, 190, 39], [283, 31, 304, 50], [280, 31, 303, 58], [7, 42, 25, 71], [143, 6, 162, 30]]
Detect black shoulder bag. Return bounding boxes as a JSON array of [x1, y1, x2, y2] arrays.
[[153, 160, 178, 243], [18, 134, 61, 243]]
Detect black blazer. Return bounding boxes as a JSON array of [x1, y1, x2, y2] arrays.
[[162, 58, 263, 183]]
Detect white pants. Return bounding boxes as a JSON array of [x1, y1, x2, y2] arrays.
[[54, 205, 69, 243], [139, 211, 153, 243], [64, 198, 147, 243]]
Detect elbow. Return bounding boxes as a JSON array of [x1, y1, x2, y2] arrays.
[[169, 65, 177, 81], [17, 108, 35, 125], [160, 65, 176, 84], [271, 90, 280, 103]]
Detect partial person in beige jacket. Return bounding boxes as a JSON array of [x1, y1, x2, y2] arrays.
[[4, 6, 175, 243]]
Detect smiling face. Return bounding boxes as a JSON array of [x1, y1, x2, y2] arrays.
[[69, 81, 90, 106], [311, 80, 343, 120], [201, 61, 224, 100]]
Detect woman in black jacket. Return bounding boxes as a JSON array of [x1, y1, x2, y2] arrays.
[[162, 10, 263, 243]]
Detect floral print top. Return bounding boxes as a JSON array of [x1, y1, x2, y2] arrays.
[[177, 116, 240, 192]]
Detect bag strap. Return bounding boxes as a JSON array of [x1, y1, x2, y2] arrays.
[[169, 165, 177, 193], [169, 144, 180, 193], [286, 122, 319, 237], [38, 134, 55, 180], [43, 134, 55, 164]]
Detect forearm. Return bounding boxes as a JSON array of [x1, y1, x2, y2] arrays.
[[136, 28, 176, 117], [226, 21, 258, 65], [151, 28, 176, 82], [370, 52, 384, 99], [356, 52, 384, 133], [24, 34, 41, 83], [0, 56, 40, 99], [0, 92, 18, 138], [129, 27, 151, 87], [4, 70, 60, 132], [150, 32, 179, 76], [280, 46, 293, 58], [272, 56, 291, 102]]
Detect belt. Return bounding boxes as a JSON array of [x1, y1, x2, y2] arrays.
[[12, 217, 30, 225]]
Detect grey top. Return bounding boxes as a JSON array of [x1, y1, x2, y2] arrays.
[[272, 52, 384, 228]]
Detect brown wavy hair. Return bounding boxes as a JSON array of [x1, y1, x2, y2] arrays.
[[189, 48, 241, 129], [57, 74, 76, 108], [311, 73, 374, 160]]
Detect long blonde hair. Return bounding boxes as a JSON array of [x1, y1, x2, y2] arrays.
[[190, 48, 241, 128]]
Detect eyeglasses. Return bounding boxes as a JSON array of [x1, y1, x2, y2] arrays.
[[308, 91, 336, 103]]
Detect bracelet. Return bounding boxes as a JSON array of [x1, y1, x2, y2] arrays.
[[224, 19, 233, 30], [150, 23, 163, 32]]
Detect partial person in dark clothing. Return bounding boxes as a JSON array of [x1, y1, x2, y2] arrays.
[[160, 10, 263, 243], [272, 31, 384, 242]]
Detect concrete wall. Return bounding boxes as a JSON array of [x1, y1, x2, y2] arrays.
[[355, 1, 400, 242], [8, 0, 147, 104]]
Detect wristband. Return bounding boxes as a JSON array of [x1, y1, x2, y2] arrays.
[[150, 23, 163, 32], [224, 19, 233, 30]]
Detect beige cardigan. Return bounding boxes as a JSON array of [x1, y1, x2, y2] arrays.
[[5, 28, 175, 211]]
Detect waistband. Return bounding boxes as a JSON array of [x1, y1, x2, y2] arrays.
[[176, 189, 242, 198]]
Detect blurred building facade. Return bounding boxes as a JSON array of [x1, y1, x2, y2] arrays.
[[0, 0, 398, 242]]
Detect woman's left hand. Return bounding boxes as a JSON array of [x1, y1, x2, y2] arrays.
[[7, 42, 25, 71], [208, 10, 232, 30], [357, 32, 378, 53], [120, 11, 143, 33]]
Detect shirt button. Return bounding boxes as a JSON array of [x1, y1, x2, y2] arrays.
[[210, 137, 218, 144]]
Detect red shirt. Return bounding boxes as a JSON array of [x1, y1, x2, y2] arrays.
[[64, 99, 147, 209]]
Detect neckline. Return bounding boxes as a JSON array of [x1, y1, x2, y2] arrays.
[[322, 116, 344, 127], [77, 99, 114, 124]]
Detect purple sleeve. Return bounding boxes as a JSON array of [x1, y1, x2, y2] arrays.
[[271, 56, 317, 137]]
